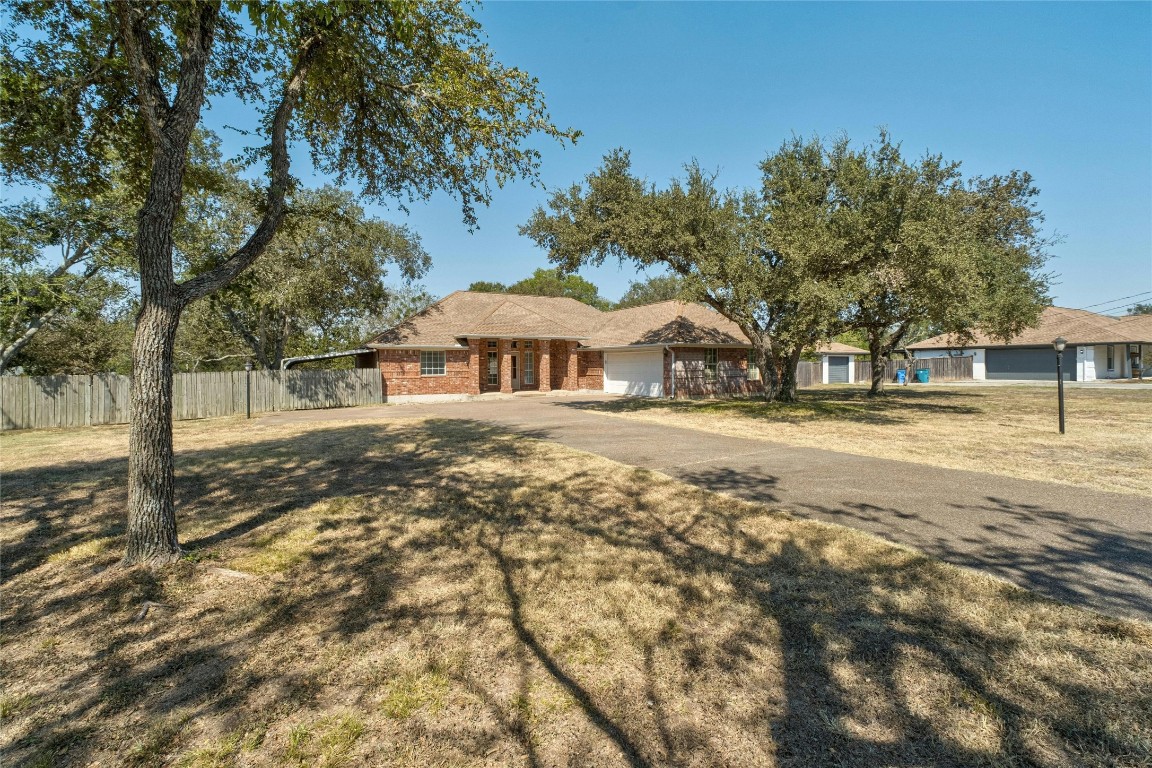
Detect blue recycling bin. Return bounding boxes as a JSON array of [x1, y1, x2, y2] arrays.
[[915, 368, 930, 384], [896, 369, 907, 385]]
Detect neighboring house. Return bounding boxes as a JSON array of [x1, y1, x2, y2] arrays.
[[367, 291, 763, 401], [909, 307, 1152, 381], [814, 342, 868, 384]]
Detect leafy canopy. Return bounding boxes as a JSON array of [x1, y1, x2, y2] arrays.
[[195, 185, 430, 368], [468, 268, 610, 309], [615, 274, 694, 309], [2, 0, 579, 228]]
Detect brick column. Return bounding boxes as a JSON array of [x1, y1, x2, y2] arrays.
[[566, 341, 579, 390], [499, 339, 513, 393], [538, 342, 551, 392], [465, 339, 481, 395]]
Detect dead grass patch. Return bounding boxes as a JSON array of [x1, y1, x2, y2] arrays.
[[1, 416, 1149, 767], [576, 385, 1152, 495]]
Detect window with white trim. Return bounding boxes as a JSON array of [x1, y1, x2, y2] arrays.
[[523, 350, 535, 385], [747, 349, 760, 380], [704, 348, 718, 381], [487, 352, 499, 385], [420, 350, 446, 376], [1107, 345, 1115, 370]]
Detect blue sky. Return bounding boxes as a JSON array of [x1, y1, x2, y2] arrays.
[[28, 1, 1139, 312], [362, 1, 1151, 310]]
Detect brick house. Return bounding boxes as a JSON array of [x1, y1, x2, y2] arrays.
[[366, 291, 764, 401]]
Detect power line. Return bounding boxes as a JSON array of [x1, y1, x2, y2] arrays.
[[1074, 291, 1152, 311]]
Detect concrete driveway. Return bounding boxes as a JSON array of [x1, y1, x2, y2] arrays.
[[264, 394, 1152, 622]]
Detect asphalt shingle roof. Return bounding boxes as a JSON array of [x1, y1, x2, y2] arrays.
[[814, 342, 868, 355], [909, 306, 1152, 349], [368, 292, 604, 347], [582, 301, 748, 348], [368, 292, 754, 349]]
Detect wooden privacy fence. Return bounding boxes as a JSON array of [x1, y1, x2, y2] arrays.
[[795, 361, 821, 388], [1, 368, 383, 431], [854, 356, 973, 384]]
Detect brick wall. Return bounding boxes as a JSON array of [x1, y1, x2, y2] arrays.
[[380, 339, 587, 397], [577, 351, 604, 390], [670, 347, 762, 398], [550, 340, 570, 390], [378, 348, 478, 397]]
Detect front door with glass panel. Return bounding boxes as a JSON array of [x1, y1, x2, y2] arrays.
[[510, 353, 520, 390]]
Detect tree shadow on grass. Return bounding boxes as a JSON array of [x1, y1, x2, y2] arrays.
[[2, 418, 1148, 767]]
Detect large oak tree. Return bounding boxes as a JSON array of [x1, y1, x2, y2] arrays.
[[522, 149, 849, 402], [2, 0, 576, 565], [826, 132, 1052, 394]]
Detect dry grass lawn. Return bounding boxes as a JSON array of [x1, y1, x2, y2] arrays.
[[2, 415, 1150, 767], [570, 385, 1152, 496]]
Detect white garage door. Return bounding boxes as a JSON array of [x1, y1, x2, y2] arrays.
[[603, 349, 664, 397]]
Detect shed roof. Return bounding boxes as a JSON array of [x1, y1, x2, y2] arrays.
[[814, 342, 868, 355]]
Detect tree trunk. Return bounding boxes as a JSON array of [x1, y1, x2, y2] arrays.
[[777, 345, 805, 403], [868, 339, 889, 396], [750, 334, 783, 402], [124, 299, 183, 565], [757, 342, 801, 403]]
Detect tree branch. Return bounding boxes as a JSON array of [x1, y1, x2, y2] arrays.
[[177, 33, 325, 304], [219, 303, 271, 370], [113, 0, 171, 146], [0, 257, 106, 371], [0, 305, 62, 372]]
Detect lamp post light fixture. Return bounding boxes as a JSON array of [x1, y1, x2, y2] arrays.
[[244, 360, 254, 419], [1052, 337, 1066, 434]]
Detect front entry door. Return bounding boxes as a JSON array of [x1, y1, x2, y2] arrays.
[[510, 353, 520, 390]]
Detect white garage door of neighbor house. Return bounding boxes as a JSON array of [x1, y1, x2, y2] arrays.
[[603, 349, 664, 397]]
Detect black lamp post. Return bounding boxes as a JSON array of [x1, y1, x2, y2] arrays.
[[1052, 337, 1066, 434], [244, 360, 253, 419]]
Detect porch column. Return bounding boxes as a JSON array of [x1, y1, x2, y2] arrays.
[[566, 341, 579, 390], [538, 342, 552, 392], [499, 339, 513, 393], [465, 339, 481, 395]]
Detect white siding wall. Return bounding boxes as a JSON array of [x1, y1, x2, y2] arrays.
[[1097, 343, 1151, 379], [1077, 346, 1096, 381]]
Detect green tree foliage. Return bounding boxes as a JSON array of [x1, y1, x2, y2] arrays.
[[1, 0, 576, 565], [357, 283, 439, 339], [9, 288, 135, 375], [0, 187, 135, 371], [468, 268, 609, 308], [466, 280, 509, 293], [508, 268, 609, 309], [1128, 303, 1152, 316], [194, 186, 429, 369], [522, 150, 844, 401], [614, 273, 693, 309], [827, 131, 1052, 393], [524, 134, 1052, 400]]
